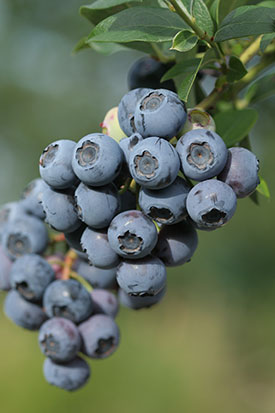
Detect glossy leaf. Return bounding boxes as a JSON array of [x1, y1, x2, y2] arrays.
[[80, 1, 142, 25], [210, 0, 221, 26], [227, 56, 248, 82], [192, 0, 215, 36], [245, 73, 275, 104], [260, 33, 275, 52], [171, 30, 198, 52], [161, 58, 202, 81], [177, 58, 203, 102]]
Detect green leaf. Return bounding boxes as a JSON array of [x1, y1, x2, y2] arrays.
[[73, 36, 91, 53], [256, 176, 271, 198], [161, 58, 202, 81], [245, 73, 275, 104], [260, 32, 275, 52], [191, 0, 215, 36], [258, 1, 275, 7], [177, 58, 203, 102], [171, 30, 198, 52], [86, 0, 142, 7], [215, 6, 275, 42], [227, 55, 248, 82], [210, 0, 221, 26], [214, 108, 258, 146], [80, 1, 143, 25], [86, 7, 188, 43], [219, 0, 252, 22]]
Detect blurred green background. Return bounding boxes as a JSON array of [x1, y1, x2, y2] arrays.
[[0, 1, 274, 412]]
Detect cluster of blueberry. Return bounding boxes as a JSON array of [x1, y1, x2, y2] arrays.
[[0, 83, 259, 392]]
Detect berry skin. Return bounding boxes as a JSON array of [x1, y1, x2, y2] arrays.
[[134, 89, 187, 140], [128, 137, 180, 189], [39, 139, 77, 189], [176, 129, 228, 181], [21, 178, 47, 220], [119, 133, 143, 163], [90, 289, 119, 318], [64, 223, 87, 257], [43, 356, 90, 391], [41, 185, 81, 233], [81, 227, 120, 269], [139, 176, 191, 225], [108, 210, 158, 259], [4, 290, 47, 330], [180, 108, 216, 135], [79, 314, 120, 359], [75, 182, 120, 229], [2, 215, 49, 260], [100, 107, 125, 143], [127, 56, 176, 91], [118, 88, 152, 136], [117, 256, 167, 297], [72, 133, 123, 186], [75, 259, 117, 290], [186, 180, 237, 230], [39, 317, 81, 363], [0, 246, 12, 291], [218, 147, 260, 198], [152, 220, 198, 266], [0, 201, 29, 240], [118, 287, 166, 310], [43, 279, 93, 324], [10, 254, 55, 302]]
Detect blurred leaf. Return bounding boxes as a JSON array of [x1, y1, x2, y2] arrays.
[[258, 0, 275, 7], [257, 176, 271, 198], [86, 7, 188, 43], [249, 191, 259, 205], [214, 108, 258, 146], [260, 33, 275, 52], [210, 0, 221, 26], [177, 57, 203, 101], [227, 56, 248, 82], [80, 1, 139, 25], [219, 0, 251, 22], [86, 0, 142, 7], [171, 30, 198, 52], [73, 36, 90, 53], [73, 36, 128, 54], [215, 6, 275, 42], [246, 73, 275, 104], [161, 58, 202, 81]]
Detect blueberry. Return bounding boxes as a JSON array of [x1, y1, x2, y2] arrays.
[[10, 254, 55, 302], [43, 279, 93, 324], [118, 88, 152, 136], [134, 89, 187, 140], [81, 227, 120, 269], [21, 178, 47, 220], [118, 287, 166, 310], [72, 133, 123, 186], [74, 259, 117, 289], [75, 182, 120, 229], [64, 223, 87, 256], [108, 210, 158, 259], [181, 108, 216, 135], [79, 314, 120, 359], [128, 56, 176, 91], [2, 215, 49, 260], [119, 133, 143, 163], [176, 129, 228, 181], [0, 246, 12, 291], [41, 184, 81, 233], [128, 137, 180, 189], [90, 289, 119, 318], [0, 201, 28, 240], [139, 176, 191, 225], [186, 180, 237, 229], [152, 220, 198, 266], [4, 290, 47, 330], [39, 317, 81, 362], [218, 147, 260, 198], [39, 139, 77, 189], [43, 356, 90, 391], [117, 256, 166, 296]]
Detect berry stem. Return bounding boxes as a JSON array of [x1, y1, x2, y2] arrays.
[[239, 35, 262, 65], [118, 177, 132, 195], [62, 249, 77, 280], [69, 271, 93, 292]]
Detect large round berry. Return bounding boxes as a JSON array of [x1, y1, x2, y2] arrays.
[[134, 89, 187, 140], [90, 289, 119, 318], [21, 178, 47, 219], [119, 133, 143, 163], [108, 210, 158, 259], [218, 147, 259, 198], [176, 129, 228, 181], [0, 246, 12, 291], [128, 137, 180, 189], [186, 180, 237, 229], [139, 176, 190, 225], [74, 259, 117, 289], [72, 133, 123, 186], [118, 287, 166, 310]]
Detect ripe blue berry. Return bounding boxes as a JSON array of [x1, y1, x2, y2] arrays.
[[176, 129, 228, 181], [0, 246, 12, 291], [72, 133, 123, 186], [128, 137, 180, 189], [21, 178, 47, 220], [119, 133, 143, 163], [39, 317, 81, 362], [43, 279, 93, 324], [10, 254, 55, 302], [218, 147, 260, 198], [134, 89, 187, 139], [4, 290, 47, 330], [90, 289, 119, 318], [108, 210, 158, 259], [75, 259, 117, 289], [186, 180, 237, 229], [0, 201, 29, 240], [43, 356, 90, 391], [118, 287, 166, 310], [117, 256, 166, 297], [139, 176, 190, 225], [65, 223, 87, 257], [75, 182, 120, 229], [79, 314, 120, 359]]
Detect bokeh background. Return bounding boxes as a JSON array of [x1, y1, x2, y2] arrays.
[[0, 1, 274, 412]]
